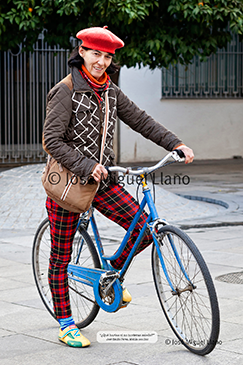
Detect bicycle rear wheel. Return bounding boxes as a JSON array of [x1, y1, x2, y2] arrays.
[[152, 225, 220, 355], [32, 217, 101, 328]]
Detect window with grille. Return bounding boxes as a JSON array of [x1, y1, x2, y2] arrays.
[[162, 33, 243, 99]]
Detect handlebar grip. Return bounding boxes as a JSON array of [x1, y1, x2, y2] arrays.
[[175, 149, 185, 158]]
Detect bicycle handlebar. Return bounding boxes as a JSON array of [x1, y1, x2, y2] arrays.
[[107, 149, 185, 176]]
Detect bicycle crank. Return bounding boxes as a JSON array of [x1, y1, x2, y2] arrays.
[[93, 271, 123, 312]]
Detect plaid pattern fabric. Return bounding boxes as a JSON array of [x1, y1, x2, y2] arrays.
[[46, 184, 153, 319], [46, 197, 80, 319], [93, 184, 153, 269]]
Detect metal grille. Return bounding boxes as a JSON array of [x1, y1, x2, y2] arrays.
[[162, 33, 243, 99], [216, 271, 243, 285], [0, 32, 77, 164]]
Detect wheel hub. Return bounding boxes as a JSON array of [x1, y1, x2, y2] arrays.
[[172, 284, 196, 296]]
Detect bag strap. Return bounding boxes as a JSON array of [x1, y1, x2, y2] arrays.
[[99, 91, 109, 164]]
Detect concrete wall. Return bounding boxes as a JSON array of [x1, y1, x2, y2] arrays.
[[118, 66, 243, 162]]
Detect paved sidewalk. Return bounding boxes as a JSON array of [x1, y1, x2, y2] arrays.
[[0, 159, 241, 232], [0, 158, 243, 364]]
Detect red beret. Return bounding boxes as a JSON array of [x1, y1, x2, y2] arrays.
[[76, 26, 124, 54]]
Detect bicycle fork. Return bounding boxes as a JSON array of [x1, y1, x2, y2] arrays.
[[152, 228, 196, 295], [145, 183, 195, 295]]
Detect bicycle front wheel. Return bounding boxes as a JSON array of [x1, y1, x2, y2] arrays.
[[152, 225, 220, 355], [32, 217, 101, 329]]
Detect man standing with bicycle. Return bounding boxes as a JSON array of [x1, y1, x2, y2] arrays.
[[42, 26, 194, 347]]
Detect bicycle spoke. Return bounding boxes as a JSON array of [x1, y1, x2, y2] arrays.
[[152, 225, 219, 355]]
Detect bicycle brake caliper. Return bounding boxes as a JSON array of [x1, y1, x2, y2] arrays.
[[150, 219, 168, 245]]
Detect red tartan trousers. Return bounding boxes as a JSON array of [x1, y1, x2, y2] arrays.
[[46, 183, 153, 319]]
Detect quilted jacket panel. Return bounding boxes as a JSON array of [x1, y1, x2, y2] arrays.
[[43, 66, 182, 185]]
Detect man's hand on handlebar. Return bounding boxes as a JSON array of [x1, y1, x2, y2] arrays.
[[96, 147, 194, 179], [177, 145, 194, 164]]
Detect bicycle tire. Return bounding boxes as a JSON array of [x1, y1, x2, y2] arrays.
[[32, 217, 101, 329], [151, 225, 220, 355]]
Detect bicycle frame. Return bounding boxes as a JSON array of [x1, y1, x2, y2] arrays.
[[90, 183, 154, 279], [33, 151, 220, 355], [68, 171, 193, 311]]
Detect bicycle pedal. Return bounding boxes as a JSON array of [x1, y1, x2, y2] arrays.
[[120, 301, 130, 309], [120, 288, 132, 309]]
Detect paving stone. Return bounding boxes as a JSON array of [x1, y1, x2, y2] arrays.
[[0, 159, 243, 364]]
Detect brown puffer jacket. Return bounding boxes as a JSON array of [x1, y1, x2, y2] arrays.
[[43, 66, 182, 186]]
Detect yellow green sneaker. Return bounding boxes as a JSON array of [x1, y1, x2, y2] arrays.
[[58, 325, 90, 348], [121, 287, 132, 308]]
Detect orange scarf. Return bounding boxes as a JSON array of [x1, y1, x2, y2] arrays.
[[79, 65, 110, 103]]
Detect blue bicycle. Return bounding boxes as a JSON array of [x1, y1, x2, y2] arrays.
[[32, 150, 220, 355]]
